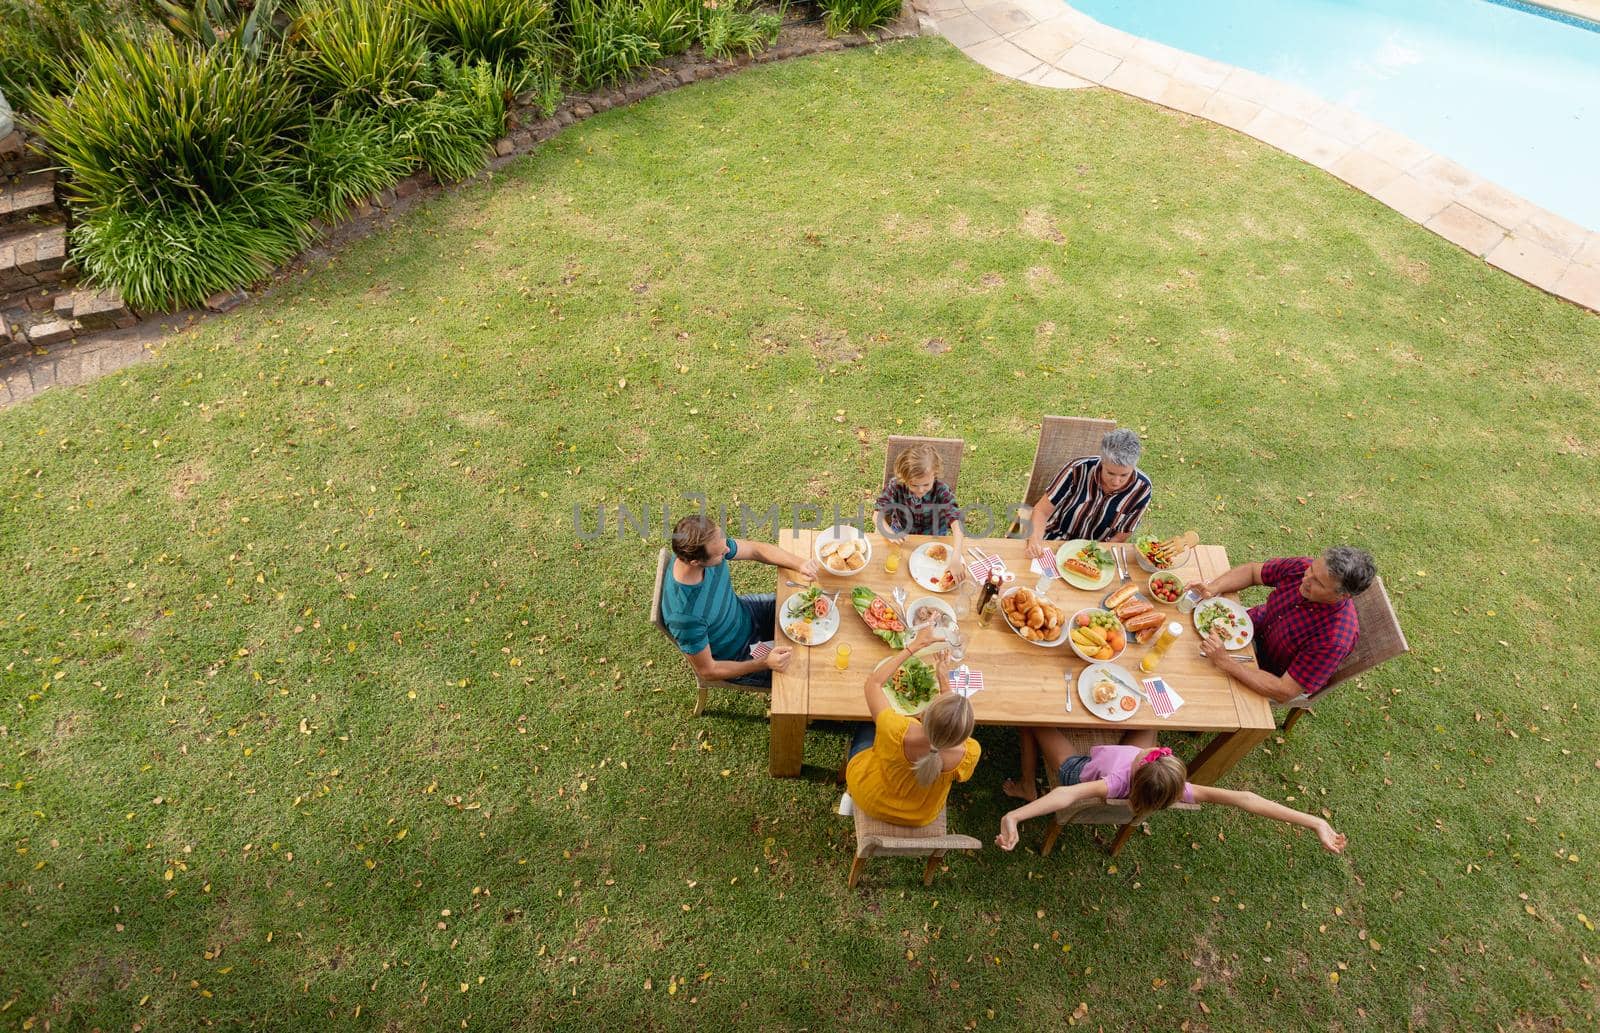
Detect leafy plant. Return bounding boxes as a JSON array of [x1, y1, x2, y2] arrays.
[[633, 0, 696, 56], [0, 0, 143, 109], [70, 185, 310, 310], [388, 56, 504, 182], [563, 0, 661, 91], [299, 109, 414, 215], [29, 32, 309, 308], [698, 1, 779, 60], [817, 0, 900, 35], [152, 0, 282, 57], [408, 0, 556, 92], [289, 0, 427, 106]]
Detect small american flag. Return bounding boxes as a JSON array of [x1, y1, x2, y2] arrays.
[[1035, 551, 1061, 579], [1143, 677, 1185, 718], [949, 666, 985, 697], [966, 555, 1007, 582], [749, 641, 774, 662]]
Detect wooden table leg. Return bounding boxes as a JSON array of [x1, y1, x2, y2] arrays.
[[1187, 728, 1270, 786], [769, 713, 806, 778]]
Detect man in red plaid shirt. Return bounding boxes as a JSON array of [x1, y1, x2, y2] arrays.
[[1191, 546, 1375, 703]]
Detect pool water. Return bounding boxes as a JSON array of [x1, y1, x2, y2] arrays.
[[1071, 0, 1600, 230]]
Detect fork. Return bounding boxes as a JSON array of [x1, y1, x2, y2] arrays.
[[1114, 544, 1131, 584]]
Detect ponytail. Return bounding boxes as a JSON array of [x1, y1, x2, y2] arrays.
[[911, 694, 975, 787]]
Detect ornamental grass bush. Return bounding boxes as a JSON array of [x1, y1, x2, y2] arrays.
[[817, 0, 900, 35], [0, 0, 141, 109], [408, 0, 557, 91], [29, 32, 311, 310]]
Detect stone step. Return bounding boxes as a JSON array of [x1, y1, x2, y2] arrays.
[[0, 172, 59, 232], [0, 224, 70, 303], [54, 286, 135, 331], [17, 312, 81, 347]]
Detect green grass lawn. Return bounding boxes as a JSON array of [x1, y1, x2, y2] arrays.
[[3, 37, 1597, 1031]]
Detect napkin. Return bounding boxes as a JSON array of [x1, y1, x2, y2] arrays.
[[966, 554, 1007, 582], [948, 665, 985, 698], [1142, 676, 1186, 718], [749, 640, 774, 662]]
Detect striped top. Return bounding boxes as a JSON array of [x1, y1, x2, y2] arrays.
[[661, 538, 753, 660], [1040, 456, 1152, 541]]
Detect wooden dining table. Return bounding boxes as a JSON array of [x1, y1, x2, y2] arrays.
[[767, 530, 1276, 783]]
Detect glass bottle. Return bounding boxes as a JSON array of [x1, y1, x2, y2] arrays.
[[1140, 622, 1184, 673], [975, 571, 1003, 628]]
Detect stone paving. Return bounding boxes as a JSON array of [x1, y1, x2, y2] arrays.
[[0, 332, 159, 409], [913, 0, 1600, 314]]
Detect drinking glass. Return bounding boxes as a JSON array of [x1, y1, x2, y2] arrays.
[[834, 643, 851, 671], [1177, 586, 1203, 614], [884, 541, 901, 575]]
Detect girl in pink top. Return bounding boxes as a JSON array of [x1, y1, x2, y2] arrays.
[[995, 729, 1347, 854]]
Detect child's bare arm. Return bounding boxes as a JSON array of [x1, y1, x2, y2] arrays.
[[1190, 785, 1347, 853], [995, 782, 1106, 850]]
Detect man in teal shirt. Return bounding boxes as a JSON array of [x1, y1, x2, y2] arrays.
[[663, 514, 817, 687]]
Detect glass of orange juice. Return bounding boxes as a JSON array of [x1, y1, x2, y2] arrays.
[[834, 643, 851, 670], [884, 541, 901, 574]]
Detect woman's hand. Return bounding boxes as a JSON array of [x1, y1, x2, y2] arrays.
[[995, 814, 1020, 852], [1024, 538, 1049, 561], [1317, 821, 1347, 854], [908, 624, 940, 654]]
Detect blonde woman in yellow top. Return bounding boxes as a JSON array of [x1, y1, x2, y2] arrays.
[[844, 626, 981, 827]]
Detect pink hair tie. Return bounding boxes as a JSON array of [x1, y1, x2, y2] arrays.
[[1139, 747, 1173, 765]]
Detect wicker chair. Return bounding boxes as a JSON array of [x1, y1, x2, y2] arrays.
[[649, 548, 768, 716], [1009, 416, 1116, 536], [849, 806, 982, 888], [1279, 576, 1408, 734], [1035, 730, 1198, 857], [882, 435, 965, 495]]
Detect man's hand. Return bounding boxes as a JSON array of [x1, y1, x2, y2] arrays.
[[764, 646, 794, 672], [1187, 579, 1219, 601], [1199, 631, 1231, 669], [797, 558, 820, 582], [1317, 821, 1347, 854], [995, 815, 1020, 852]]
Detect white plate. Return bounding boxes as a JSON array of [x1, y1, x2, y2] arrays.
[[998, 587, 1071, 648], [1077, 662, 1143, 722], [1192, 596, 1254, 650], [905, 595, 957, 634], [1055, 539, 1116, 590], [815, 525, 872, 577], [1066, 608, 1127, 663], [873, 643, 950, 716], [779, 590, 840, 646], [908, 541, 958, 593]]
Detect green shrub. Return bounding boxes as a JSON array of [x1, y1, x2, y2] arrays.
[[389, 56, 504, 182], [633, 0, 696, 56], [0, 0, 142, 109], [290, 0, 427, 106], [698, 2, 779, 59], [300, 109, 414, 215], [408, 0, 557, 91], [151, 0, 283, 57], [564, 0, 661, 90], [817, 0, 899, 35], [71, 186, 309, 310], [30, 32, 310, 309]]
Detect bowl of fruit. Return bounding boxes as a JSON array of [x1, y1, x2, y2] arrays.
[[1147, 571, 1183, 606], [1068, 608, 1127, 663]]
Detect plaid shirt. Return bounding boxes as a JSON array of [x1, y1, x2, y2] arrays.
[[875, 479, 961, 536], [1249, 557, 1360, 696]]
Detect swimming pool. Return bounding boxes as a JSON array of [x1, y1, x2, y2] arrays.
[[1070, 0, 1600, 231]]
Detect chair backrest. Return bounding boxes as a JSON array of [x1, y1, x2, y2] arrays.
[[1319, 575, 1408, 694], [1022, 416, 1116, 508], [649, 547, 673, 639], [883, 435, 965, 495], [1054, 797, 1201, 827]]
